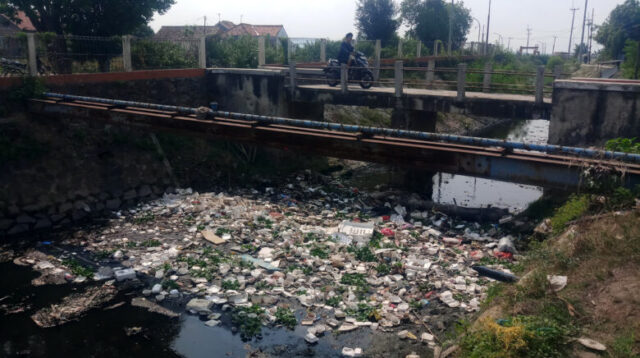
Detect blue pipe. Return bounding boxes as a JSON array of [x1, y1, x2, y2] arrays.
[[43, 92, 640, 164]]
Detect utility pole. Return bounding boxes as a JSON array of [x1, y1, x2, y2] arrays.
[[218, 13, 221, 23], [578, 0, 588, 62], [588, 9, 594, 63], [485, 0, 492, 55], [507, 37, 513, 51], [448, 0, 454, 55], [203, 16, 207, 35], [526, 26, 532, 51], [568, 6, 579, 55]]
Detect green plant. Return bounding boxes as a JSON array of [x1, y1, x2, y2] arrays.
[[345, 303, 381, 322], [8, 77, 47, 104], [140, 239, 161, 247], [326, 296, 342, 307], [61, 258, 95, 277], [310, 245, 329, 259], [376, 263, 390, 275], [550, 195, 590, 235], [274, 307, 297, 330], [231, 304, 265, 340], [134, 211, 155, 224], [222, 280, 240, 290], [351, 246, 377, 262], [162, 279, 179, 290], [610, 333, 639, 358], [606, 137, 640, 154]]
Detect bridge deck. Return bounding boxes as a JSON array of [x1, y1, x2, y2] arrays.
[[298, 84, 552, 105]]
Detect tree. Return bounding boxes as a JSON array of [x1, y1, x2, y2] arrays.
[[595, 0, 640, 60], [401, 0, 471, 51], [355, 0, 400, 42], [621, 40, 639, 79]]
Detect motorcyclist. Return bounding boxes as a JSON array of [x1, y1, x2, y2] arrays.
[[338, 33, 355, 66]]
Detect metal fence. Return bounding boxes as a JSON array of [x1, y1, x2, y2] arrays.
[[131, 37, 199, 70]]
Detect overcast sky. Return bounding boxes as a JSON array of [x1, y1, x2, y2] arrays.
[[150, 0, 625, 54]]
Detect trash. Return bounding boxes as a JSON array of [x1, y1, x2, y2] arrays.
[[442, 237, 462, 245], [547, 275, 568, 292], [380, 228, 395, 237], [240, 255, 280, 271], [497, 236, 516, 254], [342, 347, 363, 357], [471, 266, 519, 283], [338, 221, 374, 240], [186, 299, 213, 314], [124, 327, 143, 336], [204, 319, 221, 327], [577, 337, 606, 351], [494, 251, 513, 260], [305, 332, 319, 344], [31, 284, 118, 327], [114, 268, 136, 282], [94, 267, 114, 280], [201, 230, 226, 245], [131, 297, 179, 318], [406, 353, 420, 358], [498, 216, 513, 224]]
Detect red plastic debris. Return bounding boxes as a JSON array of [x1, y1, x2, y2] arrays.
[[424, 291, 434, 299], [470, 250, 485, 260], [494, 251, 514, 260], [380, 228, 395, 237], [382, 215, 390, 222]]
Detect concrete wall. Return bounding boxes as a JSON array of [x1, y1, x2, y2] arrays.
[[549, 79, 640, 146]]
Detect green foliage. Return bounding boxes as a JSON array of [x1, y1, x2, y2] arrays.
[[132, 39, 197, 70], [595, 0, 640, 60], [345, 303, 381, 322], [610, 333, 639, 358], [8, 77, 47, 104], [162, 279, 179, 290], [606, 137, 640, 153], [401, 0, 471, 51], [274, 307, 297, 330], [356, 0, 400, 42], [622, 40, 640, 79], [459, 316, 571, 358], [310, 245, 329, 259], [550, 195, 590, 235], [221, 280, 240, 290], [375, 263, 390, 275], [231, 304, 264, 340], [206, 36, 258, 68], [350, 245, 377, 262], [140, 239, 161, 247], [134, 211, 156, 224], [61, 258, 95, 277], [326, 296, 342, 307]]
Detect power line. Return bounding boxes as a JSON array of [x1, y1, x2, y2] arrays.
[[526, 26, 532, 48], [578, 0, 589, 61]]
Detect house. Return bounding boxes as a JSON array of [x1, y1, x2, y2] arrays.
[[0, 11, 36, 36], [155, 21, 287, 41]]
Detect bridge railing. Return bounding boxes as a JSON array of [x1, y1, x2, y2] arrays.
[[286, 60, 567, 103]]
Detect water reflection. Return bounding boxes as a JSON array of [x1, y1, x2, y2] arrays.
[[432, 119, 549, 213]]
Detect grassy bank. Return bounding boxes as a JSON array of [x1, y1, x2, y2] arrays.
[[453, 195, 640, 358]]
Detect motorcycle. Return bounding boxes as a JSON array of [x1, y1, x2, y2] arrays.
[[0, 57, 27, 76], [323, 51, 374, 89]]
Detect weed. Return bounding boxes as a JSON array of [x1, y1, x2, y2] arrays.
[[215, 227, 231, 236], [140, 239, 161, 247], [326, 296, 342, 307], [126, 241, 138, 248], [255, 281, 273, 291], [256, 216, 273, 229], [231, 304, 264, 340], [310, 245, 329, 259], [222, 280, 240, 290], [295, 289, 307, 296], [610, 333, 639, 358], [376, 263, 390, 275], [351, 246, 377, 262], [302, 266, 313, 276], [61, 258, 95, 277], [134, 211, 155, 225], [369, 231, 383, 248], [163, 280, 179, 290], [275, 307, 297, 330], [345, 303, 381, 322], [94, 250, 115, 260]]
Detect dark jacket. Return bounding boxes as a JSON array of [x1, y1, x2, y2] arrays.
[[338, 40, 354, 64]]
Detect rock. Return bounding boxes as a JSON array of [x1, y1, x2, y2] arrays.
[[113, 250, 123, 260], [33, 218, 52, 230], [204, 319, 221, 327], [335, 309, 346, 319], [577, 338, 606, 352], [421, 332, 434, 343], [123, 190, 137, 200], [138, 185, 152, 197], [0, 219, 14, 230], [151, 284, 162, 294], [114, 268, 136, 281], [186, 298, 213, 314], [7, 224, 29, 235]]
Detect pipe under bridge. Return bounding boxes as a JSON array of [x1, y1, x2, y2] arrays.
[[29, 93, 640, 189]]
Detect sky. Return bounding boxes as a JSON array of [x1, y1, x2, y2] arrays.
[[150, 0, 626, 54]]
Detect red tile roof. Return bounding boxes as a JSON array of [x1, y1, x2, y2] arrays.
[[15, 11, 36, 31], [222, 24, 285, 38]]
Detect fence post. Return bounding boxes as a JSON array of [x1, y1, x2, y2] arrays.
[[26, 33, 37, 76], [374, 39, 381, 81], [417, 42, 422, 58], [340, 63, 348, 93], [535, 65, 545, 104], [320, 39, 327, 63], [122, 35, 132, 72], [434, 40, 439, 57], [482, 62, 492, 93], [397, 41, 403, 58], [199, 35, 207, 69], [289, 61, 297, 96], [258, 36, 266, 67], [287, 39, 293, 64], [457, 63, 467, 101], [395, 60, 404, 98], [426, 59, 435, 86]]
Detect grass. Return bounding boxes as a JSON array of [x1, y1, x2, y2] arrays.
[[274, 307, 297, 330], [140, 239, 162, 247], [310, 245, 329, 259], [61, 258, 95, 277], [549, 194, 590, 235], [349, 245, 377, 262], [326, 296, 342, 307], [221, 280, 241, 290], [134, 211, 155, 225], [375, 263, 390, 275]]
